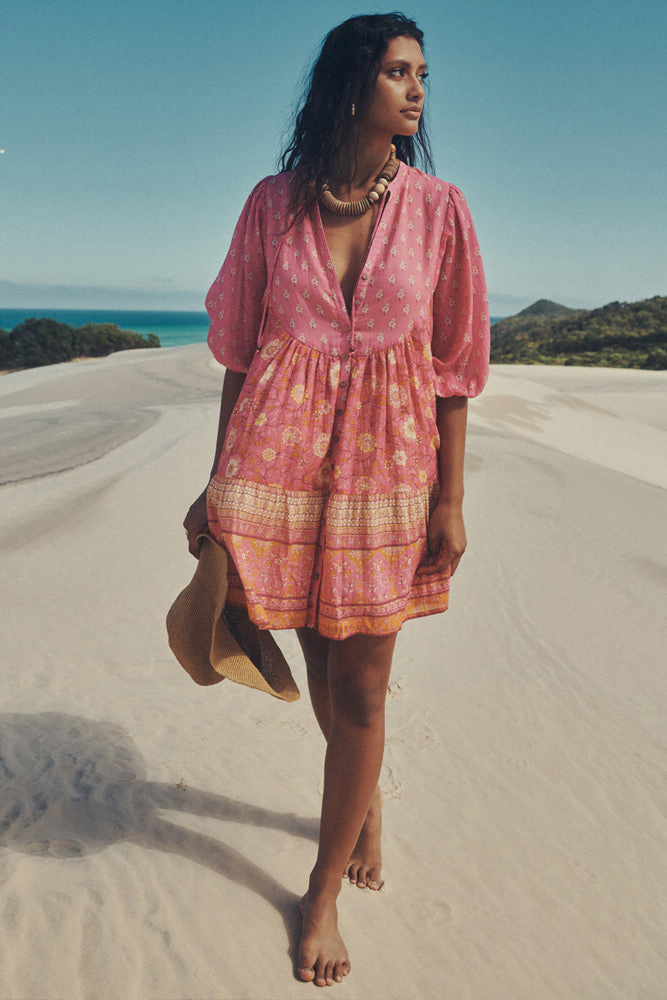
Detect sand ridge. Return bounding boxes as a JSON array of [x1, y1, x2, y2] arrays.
[[0, 345, 666, 999]]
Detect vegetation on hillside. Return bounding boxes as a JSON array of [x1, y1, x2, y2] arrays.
[[491, 296, 667, 369], [0, 317, 161, 371]]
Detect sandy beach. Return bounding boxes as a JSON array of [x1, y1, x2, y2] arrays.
[[1, 343, 666, 1000]]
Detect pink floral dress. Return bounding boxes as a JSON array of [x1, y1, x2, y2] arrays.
[[205, 161, 489, 639]]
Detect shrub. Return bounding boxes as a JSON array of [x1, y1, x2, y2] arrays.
[[3, 318, 161, 370]]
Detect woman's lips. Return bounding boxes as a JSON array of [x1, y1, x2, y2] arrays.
[[401, 108, 421, 119]]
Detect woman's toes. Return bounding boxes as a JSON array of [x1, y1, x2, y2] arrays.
[[345, 859, 384, 890], [367, 867, 383, 890], [298, 889, 350, 985], [333, 958, 349, 982]]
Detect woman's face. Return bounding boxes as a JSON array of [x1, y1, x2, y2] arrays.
[[362, 36, 427, 139]]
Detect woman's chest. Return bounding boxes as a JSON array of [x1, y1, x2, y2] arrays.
[[319, 209, 379, 313], [268, 201, 443, 350]]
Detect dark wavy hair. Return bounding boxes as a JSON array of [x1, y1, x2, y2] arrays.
[[279, 12, 434, 219]]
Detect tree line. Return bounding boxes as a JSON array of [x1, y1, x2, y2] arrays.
[[490, 295, 667, 369], [0, 317, 161, 370]]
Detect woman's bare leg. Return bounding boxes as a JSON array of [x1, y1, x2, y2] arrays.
[[297, 628, 385, 889], [296, 627, 332, 736], [295, 630, 396, 986]]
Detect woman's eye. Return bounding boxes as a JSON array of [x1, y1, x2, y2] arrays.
[[387, 67, 428, 82]]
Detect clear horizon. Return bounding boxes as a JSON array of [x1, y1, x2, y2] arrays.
[[2, 1, 666, 315], [0, 282, 536, 318]]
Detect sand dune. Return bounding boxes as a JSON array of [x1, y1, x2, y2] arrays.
[[1, 345, 665, 999]]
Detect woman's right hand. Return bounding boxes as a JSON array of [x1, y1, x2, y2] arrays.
[[183, 488, 209, 558]]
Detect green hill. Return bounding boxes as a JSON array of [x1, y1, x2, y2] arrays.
[[0, 317, 161, 371], [490, 295, 667, 369], [514, 298, 580, 320]]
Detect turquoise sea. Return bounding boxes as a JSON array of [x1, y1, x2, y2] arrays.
[[1, 308, 504, 349], [0, 308, 210, 350]]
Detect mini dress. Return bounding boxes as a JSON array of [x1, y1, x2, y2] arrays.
[[205, 161, 490, 640]]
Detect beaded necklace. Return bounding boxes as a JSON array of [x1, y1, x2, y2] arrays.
[[319, 145, 399, 218]]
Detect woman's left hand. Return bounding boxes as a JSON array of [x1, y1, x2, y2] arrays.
[[418, 502, 467, 576], [183, 488, 210, 558]]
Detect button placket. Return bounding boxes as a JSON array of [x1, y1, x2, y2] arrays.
[[332, 350, 351, 445]]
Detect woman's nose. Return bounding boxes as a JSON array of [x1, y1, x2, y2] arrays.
[[408, 75, 424, 100]]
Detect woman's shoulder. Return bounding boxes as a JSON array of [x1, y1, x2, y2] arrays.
[[397, 164, 475, 228], [398, 162, 464, 200], [234, 171, 301, 239], [243, 170, 299, 208]]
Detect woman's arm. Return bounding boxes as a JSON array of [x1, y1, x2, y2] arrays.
[[419, 395, 468, 576], [183, 369, 246, 556]]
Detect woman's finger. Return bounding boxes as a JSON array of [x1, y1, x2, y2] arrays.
[[449, 553, 463, 576], [186, 531, 201, 558], [426, 538, 465, 574]]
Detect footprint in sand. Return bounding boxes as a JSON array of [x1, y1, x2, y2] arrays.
[[26, 838, 84, 858]]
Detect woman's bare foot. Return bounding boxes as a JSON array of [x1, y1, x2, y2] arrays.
[[343, 786, 384, 889], [297, 883, 351, 987]]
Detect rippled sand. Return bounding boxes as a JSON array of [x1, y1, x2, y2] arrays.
[[1, 346, 665, 999]]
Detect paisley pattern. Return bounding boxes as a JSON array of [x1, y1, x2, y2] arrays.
[[205, 162, 489, 639]]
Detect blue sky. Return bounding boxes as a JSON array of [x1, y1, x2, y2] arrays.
[[1, 0, 665, 315]]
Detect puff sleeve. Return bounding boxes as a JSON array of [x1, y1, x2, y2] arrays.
[[431, 185, 490, 397], [206, 179, 269, 372]]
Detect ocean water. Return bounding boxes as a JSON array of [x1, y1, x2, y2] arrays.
[[0, 308, 209, 349], [1, 307, 505, 350]]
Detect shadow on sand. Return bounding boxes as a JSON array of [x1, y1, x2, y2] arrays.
[[0, 711, 319, 967]]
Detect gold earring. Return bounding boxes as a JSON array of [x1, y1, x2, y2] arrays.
[[351, 103, 356, 117]]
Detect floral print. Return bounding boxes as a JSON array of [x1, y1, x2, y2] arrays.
[[205, 162, 489, 639]]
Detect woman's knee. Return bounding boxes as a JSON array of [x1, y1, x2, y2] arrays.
[[328, 632, 396, 726]]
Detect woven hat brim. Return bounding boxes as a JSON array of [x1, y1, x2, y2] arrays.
[[212, 602, 299, 701], [166, 532, 300, 701]]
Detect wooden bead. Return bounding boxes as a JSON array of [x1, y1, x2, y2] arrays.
[[319, 146, 399, 217]]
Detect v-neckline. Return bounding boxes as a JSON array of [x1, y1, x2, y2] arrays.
[[313, 162, 401, 320]]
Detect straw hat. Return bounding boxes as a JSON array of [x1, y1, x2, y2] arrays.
[[166, 532, 300, 702]]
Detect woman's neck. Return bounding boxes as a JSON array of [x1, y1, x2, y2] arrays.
[[329, 136, 394, 197]]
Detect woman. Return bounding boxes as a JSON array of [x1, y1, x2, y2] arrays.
[[184, 12, 489, 988]]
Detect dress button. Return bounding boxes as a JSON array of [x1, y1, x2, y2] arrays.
[[354, 298, 361, 307], [340, 380, 347, 388], [314, 571, 320, 580], [336, 408, 343, 416], [344, 325, 351, 333], [361, 273, 369, 280]]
